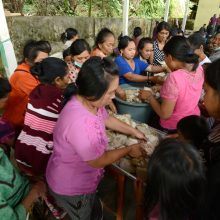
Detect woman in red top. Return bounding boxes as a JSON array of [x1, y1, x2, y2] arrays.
[[15, 57, 71, 176]]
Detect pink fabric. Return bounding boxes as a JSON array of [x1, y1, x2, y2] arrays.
[[46, 96, 108, 195], [148, 204, 160, 220], [160, 66, 204, 130]]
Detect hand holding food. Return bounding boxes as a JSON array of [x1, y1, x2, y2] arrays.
[[128, 143, 144, 158]]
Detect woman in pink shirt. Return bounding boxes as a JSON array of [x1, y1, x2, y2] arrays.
[[139, 36, 204, 132], [46, 57, 145, 219]]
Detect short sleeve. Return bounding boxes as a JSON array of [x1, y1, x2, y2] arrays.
[[67, 117, 106, 162], [115, 56, 132, 76], [135, 58, 149, 72], [160, 73, 179, 101]]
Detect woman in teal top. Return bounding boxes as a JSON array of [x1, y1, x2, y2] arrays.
[[0, 148, 46, 219]]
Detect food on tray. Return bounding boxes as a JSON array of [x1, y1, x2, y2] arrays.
[[124, 89, 142, 103], [120, 88, 160, 104], [107, 114, 164, 177]]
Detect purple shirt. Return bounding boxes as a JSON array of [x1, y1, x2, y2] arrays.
[[46, 96, 108, 195]]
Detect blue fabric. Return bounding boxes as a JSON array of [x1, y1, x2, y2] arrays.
[[115, 56, 149, 84]]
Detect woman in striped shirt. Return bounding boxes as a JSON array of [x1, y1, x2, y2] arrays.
[[15, 57, 71, 176]]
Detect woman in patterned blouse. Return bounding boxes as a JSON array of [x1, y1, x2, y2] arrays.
[[153, 21, 171, 66]]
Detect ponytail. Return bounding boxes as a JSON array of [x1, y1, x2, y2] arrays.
[[60, 32, 67, 43], [164, 36, 199, 71], [184, 52, 199, 71], [60, 28, 78, 43]]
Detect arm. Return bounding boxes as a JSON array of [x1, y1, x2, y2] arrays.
[[123, 72, 149, 82], [139, 90, 176, 119], [146, 65, 165, 73], [87, 143, 143, 168], [105, 115, 146, 140]]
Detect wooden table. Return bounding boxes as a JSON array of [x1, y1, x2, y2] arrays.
[[105, 164, 145, 220]]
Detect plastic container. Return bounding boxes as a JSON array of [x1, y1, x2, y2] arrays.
[[115, 84, 154, 123]]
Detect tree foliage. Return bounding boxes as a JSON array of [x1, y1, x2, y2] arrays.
[[129, 0, 164, 18], [3, 0, 187, 19]]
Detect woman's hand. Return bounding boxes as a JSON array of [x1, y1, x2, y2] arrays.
[[128, 143, 144, 158], [138, 90, 152, 102], [151, 85, 162, 93], [132, 128, 147, 141]]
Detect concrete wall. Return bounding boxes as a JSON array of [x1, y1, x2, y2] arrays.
[[6, 16, 155, 60], [194, 0, 220, 31]]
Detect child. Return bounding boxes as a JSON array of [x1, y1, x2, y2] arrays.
[[145, 138, 206, 220], [15, 57, 71, 176], [177, 115, 210, 148], [63, 47, 76, 82], [62, 47, 72, 63]]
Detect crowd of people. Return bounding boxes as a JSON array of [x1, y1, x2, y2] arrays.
[[0, 20, 220, 220]]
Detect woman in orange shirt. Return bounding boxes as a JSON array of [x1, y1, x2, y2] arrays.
[[3, 40, 51, 134]]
